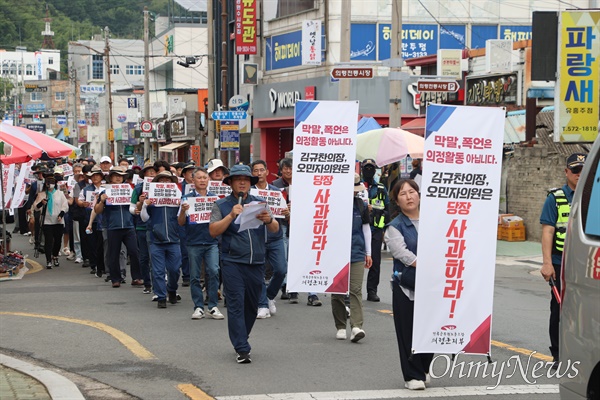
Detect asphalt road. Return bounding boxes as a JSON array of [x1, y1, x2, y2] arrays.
[[0, 226, 563, 400]]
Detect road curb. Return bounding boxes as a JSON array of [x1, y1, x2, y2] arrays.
[[0, 352, 85, 400]]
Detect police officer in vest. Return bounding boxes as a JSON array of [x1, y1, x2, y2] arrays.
[[361, 159, 389, 302], [540, 152, 587, 369]]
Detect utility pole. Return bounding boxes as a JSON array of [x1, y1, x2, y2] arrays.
[[338, 1, 351, 101], [220, 0, 228, 166], [104, 26, 115, 160], [70, 64, 78, 147], [207, 0, 216, 162], [143, 7, 151, 162], [388, 0, 403, 129]]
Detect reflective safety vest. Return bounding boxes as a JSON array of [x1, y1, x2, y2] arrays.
[[370, 183, 387, 229], [548, 188, 570, 254]]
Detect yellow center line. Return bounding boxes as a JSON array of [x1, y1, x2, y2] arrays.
[[377, 310, 553, 361], [177, 384, 215, 400], [0, 312, 155, 360]]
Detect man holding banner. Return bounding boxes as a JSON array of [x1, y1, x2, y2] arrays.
[[209, 165, 279, 364], [178, 167, 224, 321], [94, 166, 142, 288]]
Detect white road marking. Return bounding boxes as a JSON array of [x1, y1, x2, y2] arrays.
[[215, 384, 558, 399]]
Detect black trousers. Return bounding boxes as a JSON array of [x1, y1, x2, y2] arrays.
[[393, 284, 433, 382], [18, 207, 29, 234], [88, 225, 105, 273], [106, 229, 141, 284], [549, 263, 562, 360], [366, 228, 383, 294], [42, 224, 63, 263]]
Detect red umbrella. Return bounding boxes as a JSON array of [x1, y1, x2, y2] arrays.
[[0, 131, 43, 165], [0, 122, 73, 159]]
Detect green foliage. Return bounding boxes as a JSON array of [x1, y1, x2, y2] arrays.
[[0, 0, 171, 72]]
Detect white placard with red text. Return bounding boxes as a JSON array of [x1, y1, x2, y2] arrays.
[[287, 100, 358, 294], [2, 164, 16, 209], [250, 188, 287, 218], [105, 184, 133, 206], [11, 161, 34, 209], [186, 196, 218, 224], [412, 104, 504, 356], [147, 182, 182, 207], [208, 180, 232, 198]]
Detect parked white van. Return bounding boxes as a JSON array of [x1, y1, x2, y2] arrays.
[[561, 135, 600, 400]]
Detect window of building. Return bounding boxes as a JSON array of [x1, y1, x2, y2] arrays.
[[48, 58, 54, 65], [2, 63, 8, 74], [55, 92, 66, 101], [9, 63, 16, 75], [110, 64, 120, 74], [31, 92, 43, 102], [26, 65, 34, 75], [92, 54, 104, 80], [126, 65, 144, 75], [273, 0, 314, 19]]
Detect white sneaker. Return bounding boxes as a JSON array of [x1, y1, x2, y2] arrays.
[[350, 327, 365, 343], [404, 380, 426, 390], [425, 373, 431, 384], [208, 306, 224, 320], [29, 237, 34, 244], [268, 299, 277, 315], [256, 307, 271, 319], [74, 257, 83, 264], [191, 308, 205, 319], [62, 247, 71, 256], [336, 329, 347, 340], [66, 253, 75, 261]]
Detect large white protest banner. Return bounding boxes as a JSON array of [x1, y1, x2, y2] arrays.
[[249, 188, 287, 218], [287, 100, 358, 294], [11, 161, 34, 208], [148, 182, 182, 207], [105, 184, 133, 206], [2, 164, 16, 209], [186, 196, 218, 224], [412, 104, 504, 356]]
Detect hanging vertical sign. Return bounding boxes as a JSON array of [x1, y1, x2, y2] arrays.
[[235, 0, 257, 55], [302, 20, 322, 65]]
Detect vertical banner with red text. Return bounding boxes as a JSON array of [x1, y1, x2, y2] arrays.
[[287, 100, 358, 294], [235, 0, 257, 55], [412, 104, 504, 355]]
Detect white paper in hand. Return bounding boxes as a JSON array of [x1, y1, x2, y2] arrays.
[[235, 201, 269, 232]]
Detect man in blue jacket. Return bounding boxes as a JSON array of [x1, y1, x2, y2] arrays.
[[209, 165, 279, 364]]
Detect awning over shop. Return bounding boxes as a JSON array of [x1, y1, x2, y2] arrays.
[[159, 142, 188, 152]]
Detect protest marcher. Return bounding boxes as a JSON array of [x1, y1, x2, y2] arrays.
[[332, 174, 372, 341], [78, 165, 105, 276], [28, 167, 48, 251], [175, 163, 196, 287], [53, 166, 72, 258], [207, 159, 229, 181], [361, 159, 389, 303], [154, 160, 170, 173], [32, 174, 69, 269], [251, 160, 288, 319], [272, 158, 322, 306], [99, 156, 112, 173], [95, 166, 143, 288], [178, 167, 224, 320], [209, 165, 279, 363], [540, 152, 587, 369], [141, 170, 182, 308], [131, 164, 157, 293], [384, 179, 432, 390], [68, 163, 86, 263]]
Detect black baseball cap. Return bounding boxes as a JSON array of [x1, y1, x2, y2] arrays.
[[361, 159, 377, 168]]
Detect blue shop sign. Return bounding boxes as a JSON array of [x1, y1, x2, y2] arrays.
[[351, 24, 377, 61], [471, 25, 498, 49], [265, 28, 325, 71], [440, 25, 466, 50], [499, 25, 532, 42], [25, 104, 46, 113], [378, 23, 438, 60]]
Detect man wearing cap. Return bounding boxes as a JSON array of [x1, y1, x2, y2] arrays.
[[209, 165, 279, 364], [131, 164, 157, 293], [141, 171, 183, 308], [99, 156, 113, 174], [68, 163, 86, 264], [207, 159, 229, 181], [361, 158, 389, 302], [78, 165, 106, 276], [540, 152, 587, 368], [176, 163, 196, 287], [95, 166, 143, 288]]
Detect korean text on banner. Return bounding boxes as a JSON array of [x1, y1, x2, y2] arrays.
[[11, 161, 34, 209], [412, 104, 504, 356], [147, 182, 181, 207], [235, 0, 257, 55], [208, 181, 232, 199], [186, 196, 218, 224], [250, 188, 287, 218], [287, 100, 359, 294], [2, 164, 16, 209], [302, 20, 322, 66], [555, 10, 600, 143], [105, 184, 133, 206]]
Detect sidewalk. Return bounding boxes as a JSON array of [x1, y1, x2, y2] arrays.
[[496, 240, 542, 258]]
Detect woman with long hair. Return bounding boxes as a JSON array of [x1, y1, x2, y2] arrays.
[[32, 174, 69, 269], [384, 179, 433, 390]]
